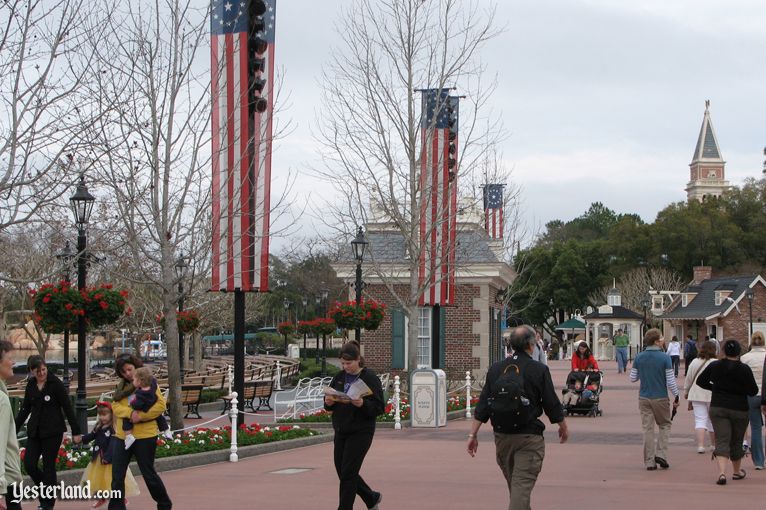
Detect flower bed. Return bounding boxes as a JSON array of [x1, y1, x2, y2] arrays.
[[278, 395, 479, 423], [21, 424, 317, 473]]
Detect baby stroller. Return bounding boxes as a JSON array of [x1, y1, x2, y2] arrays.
[[561, 370, 603, 417]]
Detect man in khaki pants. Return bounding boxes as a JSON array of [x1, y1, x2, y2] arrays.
[[467, 325, 568, 510], [630, 328, 679, 470]]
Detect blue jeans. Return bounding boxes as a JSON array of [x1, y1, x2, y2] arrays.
[[748, 395, 764, 467], [616, 347, 628, 373]]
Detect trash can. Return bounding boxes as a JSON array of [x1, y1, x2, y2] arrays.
[[287, 344, 300, 359], [410, 368, 447, 428]]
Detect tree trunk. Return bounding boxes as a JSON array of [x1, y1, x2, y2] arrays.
[[164, 291, 183, 431], [193, 331, 203, 372]]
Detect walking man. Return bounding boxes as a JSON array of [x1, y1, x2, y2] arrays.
[[614, 328, 630, 374], [684, 334, 697, 376], [630, 328, 679, 470], [467, 325, 568, 510]]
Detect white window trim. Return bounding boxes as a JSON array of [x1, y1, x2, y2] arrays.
[[402, 307, 433, 370]]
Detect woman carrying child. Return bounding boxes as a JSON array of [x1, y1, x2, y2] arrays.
[[74, 402, 139, 508]]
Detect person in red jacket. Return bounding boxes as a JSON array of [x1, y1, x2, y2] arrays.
[[572, 342, 599, 371]]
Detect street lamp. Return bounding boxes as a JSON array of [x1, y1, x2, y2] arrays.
[[175, 253, 188, 381], [282, 298, 292, 354], [320, 288, 329, 376], [350, 226, 368, 343], [641, 297, 651, 350], [746, 288, 754, 341], [55, 241, 75, 391], [301, 296, 308, 356], [69, 174, 95, 434], [314, 293, 322, 364]]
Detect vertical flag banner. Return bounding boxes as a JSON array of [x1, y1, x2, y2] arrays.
[[211, 0, 276, 292], [418, 89, 457, 306], [484, 184, 504, 239]]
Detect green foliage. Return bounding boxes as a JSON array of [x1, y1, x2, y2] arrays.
[[298, 358, 340, 379]]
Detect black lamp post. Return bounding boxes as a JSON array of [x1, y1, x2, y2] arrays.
[[314, 294, 321, 364], [319, 288, 329, 376], [641, 297, 650, 351], [301, 296, 308, 357], [175, 253, 188, 382], [55, 241, 75, 392], [350, 226, 368, 343], [746, 288, 754, 341], [283, 297, 292, 354], [70, 175, 95, 435]]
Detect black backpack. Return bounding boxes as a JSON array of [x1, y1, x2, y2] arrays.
[[686, 341, 698, 358], [487, 358, 533, 432]]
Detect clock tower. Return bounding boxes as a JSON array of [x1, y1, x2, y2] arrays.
[[686, 100, 729, 202]]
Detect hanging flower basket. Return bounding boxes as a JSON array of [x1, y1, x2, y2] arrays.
[[313, 318, 336, 336], [329, 300, 386, 331], [157, 310, 201, 334], [30, 281, 84, 334], [277, 321, 295, 336], [32, 282, 129, 333], [296, 320, 314, 336]]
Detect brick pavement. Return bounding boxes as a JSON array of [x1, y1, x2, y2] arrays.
[[50, 360, 763, 509]]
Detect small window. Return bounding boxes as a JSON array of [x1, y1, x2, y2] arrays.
[[651, 295, 663, 311], [416, 307, 431, 368], [681, 294, 688, 307]]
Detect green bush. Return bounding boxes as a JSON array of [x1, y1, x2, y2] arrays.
[[298, 359, 339, 380], [201, 388, 227, 403]]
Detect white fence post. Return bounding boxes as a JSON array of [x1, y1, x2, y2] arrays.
[[465, 371, 472, 419], [394, 375, 401, 430], [275, 361, 282, 391], [227, 364, 233, 395], [229, 391, 239, 462]]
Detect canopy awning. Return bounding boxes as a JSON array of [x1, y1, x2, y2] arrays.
[[555, 318, 586, 331]]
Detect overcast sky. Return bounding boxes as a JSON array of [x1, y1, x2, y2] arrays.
[[261, 0, 766, 247]]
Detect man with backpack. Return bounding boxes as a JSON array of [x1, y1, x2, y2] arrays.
[[467, 325, 568, 510]]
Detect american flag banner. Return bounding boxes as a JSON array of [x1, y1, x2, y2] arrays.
[[211, 0, 276, 292], [418, 89, 457, 306], [484, 184, 504, 239]]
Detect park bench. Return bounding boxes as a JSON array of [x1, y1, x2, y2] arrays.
[[177, 384, 204, 419], [219, 380, 273, 414]]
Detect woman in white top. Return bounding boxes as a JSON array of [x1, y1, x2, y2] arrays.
[[666, 336, 682, 378], [740, 331, 766, 469], [684, 340, 718, 453]]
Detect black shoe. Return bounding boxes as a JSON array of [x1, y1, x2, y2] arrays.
[[368, 492, 383, 509], [646, 465, 657, 471], [654, 457, 669, 469]]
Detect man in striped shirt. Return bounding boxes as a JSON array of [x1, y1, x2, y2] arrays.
[[630, 328, 680, 470]]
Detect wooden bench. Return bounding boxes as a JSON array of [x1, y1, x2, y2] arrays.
[[219, 380, 273, 414], [180, 384, 204, 419]]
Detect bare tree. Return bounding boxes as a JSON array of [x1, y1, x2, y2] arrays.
[[315, 0, 504, 370], [83, 0, 212, 429], [588, 267, 685, 311], [0, 0, 107, 231]]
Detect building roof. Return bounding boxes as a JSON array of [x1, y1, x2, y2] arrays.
[[583, 305, 643, 321], [345, 228, 502, 264], [660, 274, 758, 320], [691, 102, 724, 163]]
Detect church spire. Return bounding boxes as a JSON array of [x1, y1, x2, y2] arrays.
[[691, 99, 723, 163], [686, 100, 728, 202]]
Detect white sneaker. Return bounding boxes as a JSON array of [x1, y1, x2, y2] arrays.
[[162, 429, 173, 440], [697, 446, 706, 454], [124, 434, 135, 450]]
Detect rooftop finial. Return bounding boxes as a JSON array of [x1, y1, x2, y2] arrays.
[[705, 99, 710, 111]]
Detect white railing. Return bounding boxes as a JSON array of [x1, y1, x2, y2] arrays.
[[273, 376, 332, 420]]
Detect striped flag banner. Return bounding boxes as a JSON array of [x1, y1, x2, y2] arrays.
[[211, 0, 276, 292], [418, 89, 457, 306], [484, 184, 504, 239]]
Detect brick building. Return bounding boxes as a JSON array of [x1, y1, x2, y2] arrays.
[[659, 266, 766, 347], [332, 203, 514, 379]]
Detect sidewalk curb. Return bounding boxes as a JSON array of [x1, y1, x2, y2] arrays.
[[271, 408, 470, 429], [35, 431, 333, 487]]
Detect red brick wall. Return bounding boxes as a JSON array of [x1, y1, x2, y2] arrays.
[[720, 283, 766, 348], [359, 282, 496, 376]]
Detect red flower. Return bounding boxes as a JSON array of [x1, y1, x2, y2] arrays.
[[99, 301, 109, 310], [119, 290, 129, 298], [42, 295, 51, 303], [65, 303, 73, 310], [66, 461, 74, 468]]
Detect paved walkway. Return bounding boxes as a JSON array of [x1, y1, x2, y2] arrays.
[[53, 360, 763, 509]]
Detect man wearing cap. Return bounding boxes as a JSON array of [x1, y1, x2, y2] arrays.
[[630, 328, 679, 470]]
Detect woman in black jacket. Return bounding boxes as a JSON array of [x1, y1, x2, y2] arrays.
[[15, 355, 81, 509], [696, 340, 758, 485], [323, 341, 385, 510]]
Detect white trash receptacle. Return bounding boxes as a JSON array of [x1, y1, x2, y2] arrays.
[[410, 369, 447, 428]]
